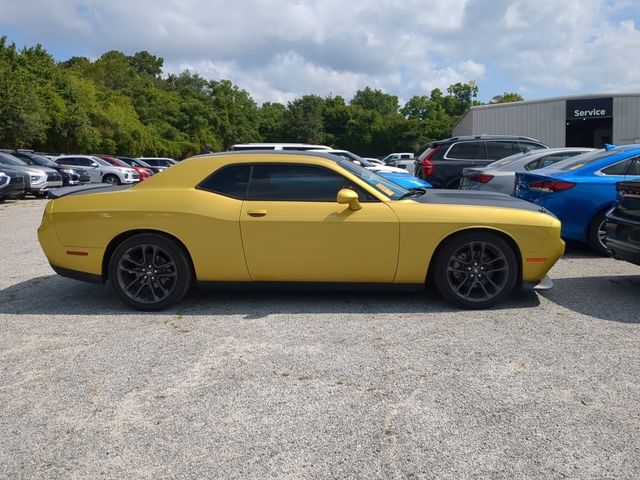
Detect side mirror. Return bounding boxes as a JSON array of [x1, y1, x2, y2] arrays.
[[353, 160, 362, 166], [337, 188, 361, 211], [90, 162, 98, 168]]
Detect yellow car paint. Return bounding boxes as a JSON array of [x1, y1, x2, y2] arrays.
[[38, 152, 565, 291]]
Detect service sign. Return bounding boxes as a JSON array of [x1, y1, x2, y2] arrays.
[[566, 97, 613, 119]]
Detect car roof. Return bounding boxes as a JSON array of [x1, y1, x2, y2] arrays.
[[432, 134, 543, 145]]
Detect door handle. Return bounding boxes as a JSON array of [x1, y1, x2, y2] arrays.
[[247, 209, 268, 217]]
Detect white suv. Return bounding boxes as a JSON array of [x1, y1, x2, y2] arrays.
[[382, 152, 416, 174], [55, 155, 139, 185]]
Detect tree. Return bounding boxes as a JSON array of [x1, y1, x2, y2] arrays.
[[497, 92, 524, 103], [209, 79, 260, 149], [129, 51, 164, 78], [283, 95, 325, 144], [258, 102, 286, 142], [322, 95, 350, 146], [350, 87, 399, 115], [443, 82, 479, 117]]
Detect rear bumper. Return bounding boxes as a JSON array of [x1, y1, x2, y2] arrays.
[[50, 264, 104, 284], [605, 238, 640, 266], [605, 215, 640, 265]]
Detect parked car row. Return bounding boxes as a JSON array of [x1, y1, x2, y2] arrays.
[[228, 144, 432, 191], [0, 149, 178, 202], [395, 136, 640, 261]]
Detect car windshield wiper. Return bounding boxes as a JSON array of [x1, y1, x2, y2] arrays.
[[398, 187, 428, 199]]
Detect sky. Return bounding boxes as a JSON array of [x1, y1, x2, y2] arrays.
[[1, 0, 640, 106]]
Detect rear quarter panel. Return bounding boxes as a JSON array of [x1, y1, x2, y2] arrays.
[[48, 187, 250, 281]]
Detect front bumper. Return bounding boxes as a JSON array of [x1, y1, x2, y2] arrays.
[[29, 180, 64, 195]]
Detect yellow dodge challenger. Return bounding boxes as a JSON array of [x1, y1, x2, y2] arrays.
[[38, 152, 564, 310]]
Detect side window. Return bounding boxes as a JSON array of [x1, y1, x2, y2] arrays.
[[601, 159, 631, 176], [446, 142, 485, 160], [525, 153, 578, 171], [58, 158, 78, 166], [248, 164, 360, 201], [625, 157, 640, 176], [198, 164, 251, 198], [520, 142, 546, 153], [485, 141, 516, 159], [78, 158, 93, 167]]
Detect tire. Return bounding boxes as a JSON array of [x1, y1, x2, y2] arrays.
[[103, 174, 121, 185], [108, 233, 192, 311], [586, 210, 609, 256], [446, 178, 461, 189], [431, 231, 518, 309]]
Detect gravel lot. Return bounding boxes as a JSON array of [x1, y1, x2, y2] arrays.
[[1, 199, 639, 479]]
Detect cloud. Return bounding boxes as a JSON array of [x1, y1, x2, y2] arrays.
[[1, 0, 640, 104]]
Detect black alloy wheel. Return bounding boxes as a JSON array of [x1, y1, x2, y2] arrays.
[[432, 232, 518, 309], [108, 234, 192, 310]]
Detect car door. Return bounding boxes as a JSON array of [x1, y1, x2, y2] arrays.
[[239, 163, 400, 282], [77, 157, 103, 182]]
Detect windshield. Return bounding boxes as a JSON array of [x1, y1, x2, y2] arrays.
[[338, 159, 409, 200], [121, 157, 151, 168], [0, 152, 28, 166], [552, 149, 618, 172], [26, 154, 59, 168], [93, 157, 113, 167]]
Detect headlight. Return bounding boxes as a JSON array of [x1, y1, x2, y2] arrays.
[[61, 169, 75, 174]]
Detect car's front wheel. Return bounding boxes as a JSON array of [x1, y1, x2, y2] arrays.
[[432, 231, 518, 309], [103, 174, 121, 185], [108, 233, 192, 310]]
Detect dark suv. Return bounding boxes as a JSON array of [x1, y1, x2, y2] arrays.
[[415, 135, 548, 188], [605, 181, 640, 266]]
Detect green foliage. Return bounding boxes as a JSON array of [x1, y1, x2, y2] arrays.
[[350, 87, 399, 115], [0, 37, 513, 158], [497, 92, 525, 103], [283, 95, 326, 144]]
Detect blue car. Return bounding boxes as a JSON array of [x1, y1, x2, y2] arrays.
[[378, 171, 432, 189], [514, 145, 640, 254]]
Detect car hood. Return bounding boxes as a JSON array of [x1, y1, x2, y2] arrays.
[[412, 189, 546, 212]]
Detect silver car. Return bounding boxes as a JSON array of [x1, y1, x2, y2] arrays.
[[459, 147, 595, 195], [0, 152, 63, 197], [55, 155, 139, 185]]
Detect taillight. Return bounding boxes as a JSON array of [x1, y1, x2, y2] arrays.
[[420, 146, 440, 178], [422, 159, 434, 177], [528, 180, 576, 193], [469, 173, 494, 184]]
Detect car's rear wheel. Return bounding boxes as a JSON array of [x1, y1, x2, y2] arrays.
[[586, 210, 609, 255], [446, 178, 461, 189], [103, 174, 121, 185], [108, 234, 192, 311], [432, 231, 518, 309]]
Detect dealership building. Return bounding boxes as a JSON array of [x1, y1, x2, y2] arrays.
[[452, 93, 640, 148]]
